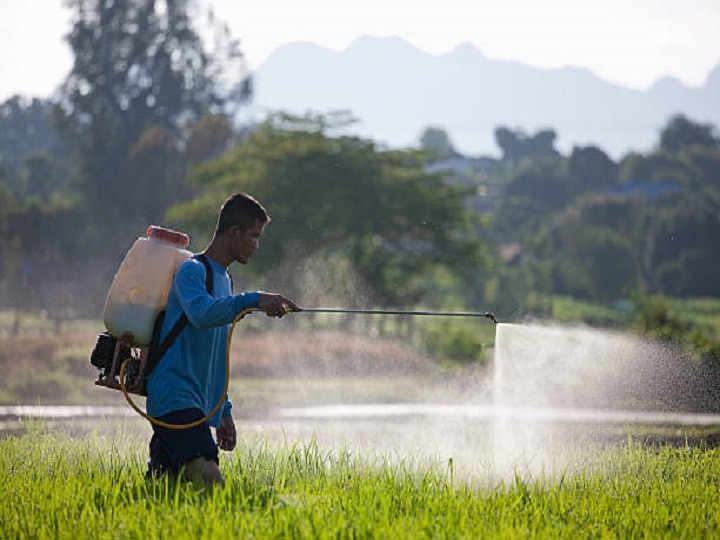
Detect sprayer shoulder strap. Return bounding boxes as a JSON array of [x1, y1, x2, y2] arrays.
[[144, 253, 213, 376]]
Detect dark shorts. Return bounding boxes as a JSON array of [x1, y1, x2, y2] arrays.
[[146, 408, 219, 479]]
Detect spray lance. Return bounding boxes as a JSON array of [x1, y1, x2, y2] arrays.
[[293, 306, 499, 323], [113, 305, 498, 429]]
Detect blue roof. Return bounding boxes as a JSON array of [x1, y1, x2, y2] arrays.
[[606, 181, 679, 202]]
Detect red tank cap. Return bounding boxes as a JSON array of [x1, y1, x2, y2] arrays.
[[147, 225, 190, 248]]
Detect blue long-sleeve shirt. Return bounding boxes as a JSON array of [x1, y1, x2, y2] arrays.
[[146, 255, 260, 427]]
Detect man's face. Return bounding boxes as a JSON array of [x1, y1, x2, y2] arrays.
[[233, 221, 265, 265]]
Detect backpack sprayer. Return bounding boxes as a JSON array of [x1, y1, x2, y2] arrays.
[[90, 226, 498, 429]]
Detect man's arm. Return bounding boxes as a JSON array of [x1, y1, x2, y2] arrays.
[[174, 259, 259, 328]]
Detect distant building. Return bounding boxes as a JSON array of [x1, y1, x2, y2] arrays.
[[499, 242, 523, 266]]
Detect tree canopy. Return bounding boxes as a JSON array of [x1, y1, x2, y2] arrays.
[[494, 127, 560, 163], [659, 114, 719, 153], [169, 112, 485, 307], [491, 114, 720, 303], [55, 0, 251, 245], [419, 126, 457, 158]]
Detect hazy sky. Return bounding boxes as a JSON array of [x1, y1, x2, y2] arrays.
[[1, 0, 719, 102]]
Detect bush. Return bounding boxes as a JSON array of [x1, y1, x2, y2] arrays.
[[420, 319, 494, 365]]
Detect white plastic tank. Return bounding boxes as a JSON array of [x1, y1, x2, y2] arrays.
[[103, 226, 192, 345]]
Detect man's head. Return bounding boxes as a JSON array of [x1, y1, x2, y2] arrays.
[[211, 192, 271, 266], [216, 192, 270, 235]]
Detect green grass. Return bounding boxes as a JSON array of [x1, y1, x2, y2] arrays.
[[548, 295, 635, 328], [417, 316, 497, 365], [666, 297, 720, 340], [2, 429, 720, 539], [548, 295, 720, 337]]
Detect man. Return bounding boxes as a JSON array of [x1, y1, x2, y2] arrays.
[[145, 192, 299, 485]]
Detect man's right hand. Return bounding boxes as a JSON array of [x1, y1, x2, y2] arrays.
[[258, 293, 300, 317]]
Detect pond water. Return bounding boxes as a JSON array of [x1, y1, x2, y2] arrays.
[[3, 401, 720, 483]]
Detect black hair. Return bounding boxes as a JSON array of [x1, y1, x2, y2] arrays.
[[216, 192, 270, 234]]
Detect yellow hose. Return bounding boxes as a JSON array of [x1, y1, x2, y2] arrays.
[[119, 307, 254, 429]]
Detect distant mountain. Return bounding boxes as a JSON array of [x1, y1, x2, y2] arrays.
[[251, 35, 720, 158]]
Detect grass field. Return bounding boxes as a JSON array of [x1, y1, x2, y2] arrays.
[[2, 428, 720, 539], [3, 300, 720, 537]]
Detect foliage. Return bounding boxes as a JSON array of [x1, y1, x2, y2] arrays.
[[171, 112, 487, 307], [0, 96, 64, 174], [549, 295, 634, 327], [659, 113, 719, 153], [493, 114, 720, 304], [3, 432, 720, 538], [554, 225, 640, 301], [664, 297, 720, 340], [0, 1, 253, 318], [633, 293, 692, 341], [540, 195, 645, 301], [567, 144, 619, 195], [418, 126, 457, 157], [631, 292, 720, 381], [494, 126, 560, 162], [492, 155, 568, 241], [479, 266, 537, 320], [419, 318, 495, 365], [54, 0, 252, 246], [0, 195, 96, 316], [647, 189, 720, 296]]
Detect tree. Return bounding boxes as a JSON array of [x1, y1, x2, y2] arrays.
[[0, 96, 63, 173], [169, 112, 485, 308], [567, 145, 618, 195], [549, 223, 640, 302], [127, 125, 185, 221], [647, 189, 720, 296], [682, 146, 720, 190], [618, 151, 691, 187], [185, 114, 234, 165], [659, 114, 719, 153], [494, 127, 560, 162], [419, 126, 456, 157], [23, 151, 68, 202], [493, 155, 568, 241], [540, 194, 646, 301], [55, 0, 252, 246]]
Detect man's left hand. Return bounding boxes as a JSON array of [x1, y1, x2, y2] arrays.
[[217, 415, 237, 451]]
